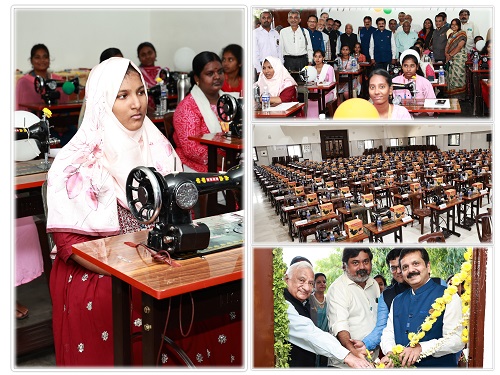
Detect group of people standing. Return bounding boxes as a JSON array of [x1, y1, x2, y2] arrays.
[[283, 248, 465, 368], [252, 8, 491, 119]]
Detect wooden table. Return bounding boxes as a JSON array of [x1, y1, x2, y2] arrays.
[[294, 212, 339, 242], [456, 191, 488, 230], [188, 133, 243, 214], [301, 81, 336, 114], [254, 102, 305, 118], [427, 199, 462, 238], [399, 98, 461, 115], [364, 218, 413, 243], [72, 216, 243, 366], [314, 232, 368, 243]]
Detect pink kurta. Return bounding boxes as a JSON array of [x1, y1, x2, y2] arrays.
[[173, 93, 224, 173], [16, 73, 70, 111], [15, 217, 43, 286]]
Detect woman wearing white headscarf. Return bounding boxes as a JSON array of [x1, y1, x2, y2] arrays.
[[46, 57, 182, 365], [255, 55, 297, 105]]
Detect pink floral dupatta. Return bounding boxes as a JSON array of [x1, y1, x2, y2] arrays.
[[46, 57, 182, 236]]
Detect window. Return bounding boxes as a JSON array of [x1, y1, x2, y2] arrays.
[[364, 139, 374, 149], [408, 137, 416, 146], [252, 147, 258, 161], [390, 138, 398, 147], [287, 144, 303, 158], [448, 133, 460, 146], [426, 135, 436, 146]]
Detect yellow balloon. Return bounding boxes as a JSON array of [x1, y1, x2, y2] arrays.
[[333, 98, 380, 119], [374, 8, 382, 12]]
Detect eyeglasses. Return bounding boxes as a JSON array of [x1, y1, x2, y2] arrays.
[[390, 265, 401, 272]]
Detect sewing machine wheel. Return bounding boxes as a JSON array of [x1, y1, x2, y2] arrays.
[[34, 76, 45, 94], [126, 166, 162, 225], [217, 94, 239, 122]]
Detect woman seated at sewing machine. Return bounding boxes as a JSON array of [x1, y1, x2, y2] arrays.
[[392, 48, 436, 101], [254, 56, 297, 105]]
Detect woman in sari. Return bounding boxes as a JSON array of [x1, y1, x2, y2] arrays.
[[444, 18, 467, 99], [307, 49, 336, 118]]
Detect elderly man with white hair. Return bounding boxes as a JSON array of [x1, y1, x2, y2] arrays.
[[283, 260, 373, 368]]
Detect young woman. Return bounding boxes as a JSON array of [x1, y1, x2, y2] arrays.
[[368, 69, 413, 120], [392, 49, 436, 100], [334, 44, 358, 100], [309, 272, 329, 366], [418, 18, 435, 51], [221, 43, 244, 97], [47, 58, 182, 365], [307, 49, 336, 118], [137, 42, 170, 110], [255, 55, 297, 105]]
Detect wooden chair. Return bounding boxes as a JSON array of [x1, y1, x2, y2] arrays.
[[418, 232, 446, 243], [475, 208, 492, 242], [162, 112, 176, 149], [409, 192, 432, 234]]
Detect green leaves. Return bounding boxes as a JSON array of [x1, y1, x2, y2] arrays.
[[273, 248, 291, 368]]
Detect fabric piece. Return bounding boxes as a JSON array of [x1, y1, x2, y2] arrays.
[[15, 216, 44, 286]]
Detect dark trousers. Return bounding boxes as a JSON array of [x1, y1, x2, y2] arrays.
[[284, 55, 308, 72]]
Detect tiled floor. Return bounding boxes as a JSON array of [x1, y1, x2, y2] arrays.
[[252, 179, 492, 245]]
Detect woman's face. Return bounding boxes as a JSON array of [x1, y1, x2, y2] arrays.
[[424, 19, 432, 29], [354, 44, 361, 54], [195, 60, 224, 96], [31, 48, 50, 72], [369, 74, 392, 107], [450, 21, 459, 32], [222, 51, 240, 76], [341, 45, 350, 57], [402, 58, 418, 80], [112, 70, 147, 132], [487, 43, 492, 55], [262, 60, 275, 79], [138, 46, 156, 67], [313, 52, 324, 66]]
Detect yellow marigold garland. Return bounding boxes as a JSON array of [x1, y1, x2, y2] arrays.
[[388, 248, 473, 365]]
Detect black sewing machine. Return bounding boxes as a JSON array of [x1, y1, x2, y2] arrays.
[[14, 109, 60, 168], [217, 94, 243, 138], [126, 163, 243, 259], [392, 80, 417, 98], [370, 207, 392, 224], [34, 76, 80, 105]]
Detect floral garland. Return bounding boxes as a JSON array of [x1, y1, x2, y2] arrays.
[[376, 248, 473, 368]]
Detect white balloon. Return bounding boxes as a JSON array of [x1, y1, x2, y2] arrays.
[[475, 40, 486, 52], [14, 111, 42, 161], [301, 66, 317, 82], [174, 47, 196, 72], [15, 110, 40, 128]]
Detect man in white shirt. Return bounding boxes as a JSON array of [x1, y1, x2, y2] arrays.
[[379, 248, 464, 367], [459, 9, 480, 53], [253, 10, 282, 76], [284, 260, 373, 368], [326, 248, 380, 367], [280, 10, 313, 71]]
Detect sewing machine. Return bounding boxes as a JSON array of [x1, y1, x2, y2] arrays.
[[14, 110, 60, 168], [34, 76, 80, 105], [392, 80, 418, 98], [126, 163, 243, 259], [217, 93, 243, 138]]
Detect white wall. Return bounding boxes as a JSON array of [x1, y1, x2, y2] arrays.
[[253, 124, 492, 164], [14, 7, 245, 73]]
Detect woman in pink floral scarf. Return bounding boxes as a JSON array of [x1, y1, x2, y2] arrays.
[[46, 57, 181, 366]]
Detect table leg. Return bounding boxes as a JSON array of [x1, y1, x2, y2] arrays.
[[112, 277, 132, 366], [348, 78, 353, 99], [142, 293, 168, 366]]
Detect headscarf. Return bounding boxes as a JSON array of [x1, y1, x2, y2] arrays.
[[46, 57, 182, 236], [256, 56, 297, 97]]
